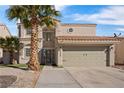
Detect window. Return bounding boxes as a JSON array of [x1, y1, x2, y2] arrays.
[[25, 48, 30, 57], [68, 28, 73, 32], [18, 25, 21, 37], [43, 32, 52, 41], [26, 28, 31, 35]]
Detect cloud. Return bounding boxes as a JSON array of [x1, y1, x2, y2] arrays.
[[55, 5, 67, 11], [72, 6, 124, 25], [116, 28, 124, 32]]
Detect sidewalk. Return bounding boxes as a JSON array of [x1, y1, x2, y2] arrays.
[[35, 66, 81, 88]]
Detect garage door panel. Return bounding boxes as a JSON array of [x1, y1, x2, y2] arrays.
[[63, 46, 107, 67]]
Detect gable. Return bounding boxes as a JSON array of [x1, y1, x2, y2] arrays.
[[0, 23, 11, 38]]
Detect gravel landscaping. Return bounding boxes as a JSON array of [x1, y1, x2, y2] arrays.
[[0, 66, 41, 88], [0, 75, 17, 88]]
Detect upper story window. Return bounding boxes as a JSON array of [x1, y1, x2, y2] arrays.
[[43, 32, 53, 41], [18, 25, 21, 37], [26, 28, 31, 35]]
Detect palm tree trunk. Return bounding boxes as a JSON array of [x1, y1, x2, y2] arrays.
[[27, 18, 40, 71]]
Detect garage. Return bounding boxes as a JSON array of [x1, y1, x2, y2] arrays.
[[63, 46, 109, 67]]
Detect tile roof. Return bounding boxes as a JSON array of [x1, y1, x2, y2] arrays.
[[0, 23, 5, 26], [57, 36, 121, 41], [0, 23, 11, 38], [61, 24, 96, 27]]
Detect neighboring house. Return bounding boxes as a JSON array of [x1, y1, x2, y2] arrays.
[[0, 23, 11, 64], [115, 38, 124, 65], [18, 22, 121, 67]]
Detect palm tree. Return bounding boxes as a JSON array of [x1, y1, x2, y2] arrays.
[[0, 36, 19, 64], [0, 37, 6, 48], [6, 5, 60, 71]]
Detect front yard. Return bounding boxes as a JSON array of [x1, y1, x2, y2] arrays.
[[0, 64, 43, 88], [0, 64, 43, 70]]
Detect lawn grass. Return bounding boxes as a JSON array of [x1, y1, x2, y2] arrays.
[[0, 64, 27, 69], [0, 64, 44, 70]]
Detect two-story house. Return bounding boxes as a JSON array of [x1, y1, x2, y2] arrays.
[[0, 23, 11, 64], [18, 22, 120, 67]]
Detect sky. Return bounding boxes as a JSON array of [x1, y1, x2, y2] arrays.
[[0, 5, 124, 36]]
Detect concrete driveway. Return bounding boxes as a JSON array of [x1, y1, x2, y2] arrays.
[[36, 66, 81, 88], [36, 66, 124, 88], [65, 66, 124, 88]]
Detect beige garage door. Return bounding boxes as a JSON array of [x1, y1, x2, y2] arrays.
[[63, 46, 108, 67]]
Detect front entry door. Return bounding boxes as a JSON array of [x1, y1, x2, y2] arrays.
[[42, 49, 54, 65]]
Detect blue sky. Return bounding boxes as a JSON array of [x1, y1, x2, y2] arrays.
[[0, 5, 124, 36]]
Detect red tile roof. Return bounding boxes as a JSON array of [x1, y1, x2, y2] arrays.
[[57, 36, 122, 41], [61, 24, 96, 27]]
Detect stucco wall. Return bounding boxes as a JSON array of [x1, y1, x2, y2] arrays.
[[20, 25, 43, 38], [19, 40, 42, 64], [0, 48, 3, 63], [0, 24, 11, 38], [56, 24, 96, 36], [19, 24, 44, 63], [56, 47, 63, 66], [109, 45, 115, 66], [19, 23, 96, 64], [115, 40, 124, 65], [20, 23, 96, 38]]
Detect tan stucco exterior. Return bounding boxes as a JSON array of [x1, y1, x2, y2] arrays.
[[18, 22, 119, 67], [115, 39, 124, 65], [0, 48, 3, 63], [0, 23, 11, 64], [0, 23, 11, 38], [56, 24, 96, 36]]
